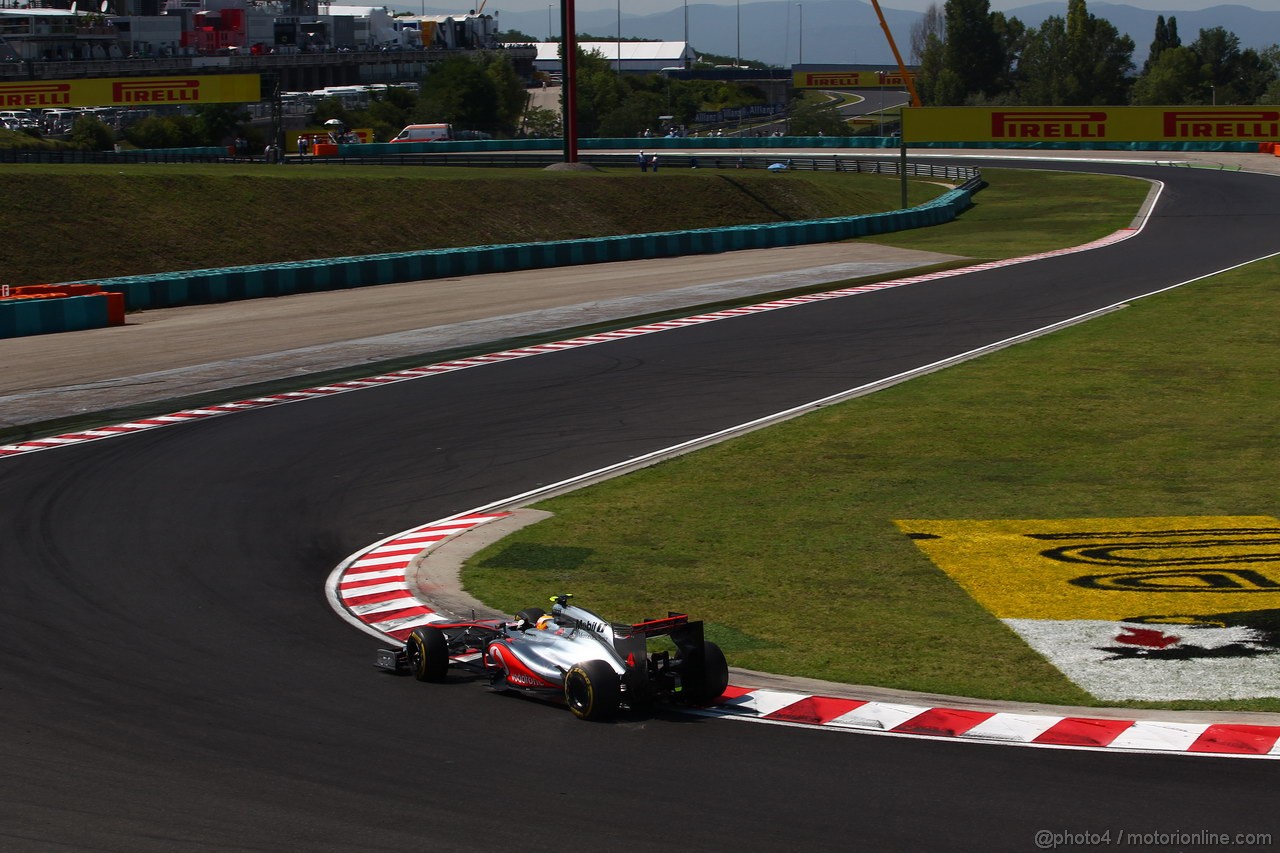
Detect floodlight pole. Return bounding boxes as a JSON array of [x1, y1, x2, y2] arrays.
[[561, 0, 579, 163], [735, 0, 740, 66], [683, 0, 688, 67]]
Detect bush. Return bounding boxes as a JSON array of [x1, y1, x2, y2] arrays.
[[69, 116, 116, 151]]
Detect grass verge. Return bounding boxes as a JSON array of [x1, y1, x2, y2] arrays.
[[862, 168, 1153, 259], [463, 169, 1280, 711], [0, 164, 941, 287]]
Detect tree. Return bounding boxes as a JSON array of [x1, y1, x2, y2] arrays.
[[1015, 0, 1132, 105], [788, 100, 854, 137], [991, 12, 1028, 97], [124, 115, 198, 148], [1128, 24, 1280, 105], [521, 105, 561, 137], [910, 4, 944, 65], [1144, 14, 1180, 73], [1129, 45, 1200, 104], [940, 0, 1006, 103], [596, 90, 665, 137], [914, 18, 948, 105], [915, 0, 1009, 104], [570, 46, 627, 137], [312, 97, 355, 129], [1016, 16, 1072, 105], [192, 104, 249, 146], [68, 115, 115, 151], [496, 28, 537, 42], [1190, 27, 1261, 105], [1257, 46, 1280, 104], [417, 53, 527, 136], [1233, 48, 1274, 105], [484, 52, 528, 134], [1062, 0, 1134, 104], [363, 88, 416, 139]]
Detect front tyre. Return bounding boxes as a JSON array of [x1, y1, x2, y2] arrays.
[[564, 659, 620, 721], [405, 626, 449, 682]]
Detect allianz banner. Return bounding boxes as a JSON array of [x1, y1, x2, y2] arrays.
[[793, 70, 914, 89], [0, 75, 261, 109], [902, 106, 1280, 144]]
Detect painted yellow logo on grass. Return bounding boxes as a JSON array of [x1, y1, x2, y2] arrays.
[[894, 516, 1280, 620]]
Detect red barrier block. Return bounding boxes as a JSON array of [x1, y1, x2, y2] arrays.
[[61, 284, 104, 296], [100, 291, 126, 326]]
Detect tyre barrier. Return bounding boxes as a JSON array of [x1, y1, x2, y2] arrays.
[[51, 183, 973, 316], [0, 286, 125, 339]]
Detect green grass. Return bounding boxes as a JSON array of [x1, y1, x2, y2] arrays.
[[463, 170, 1280, 711], [862, 168, 1152, 258], [0, 164, 941, 287]]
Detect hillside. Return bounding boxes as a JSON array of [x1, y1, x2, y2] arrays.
[[0, 164, 923, 287]]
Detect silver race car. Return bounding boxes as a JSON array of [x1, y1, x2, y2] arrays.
[[377, 594, 729, 720]]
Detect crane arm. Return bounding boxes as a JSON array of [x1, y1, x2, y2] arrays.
[[868, 0, 922, 107]]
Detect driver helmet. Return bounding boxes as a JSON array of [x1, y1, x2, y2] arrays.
[[536, 614, 555, 630]]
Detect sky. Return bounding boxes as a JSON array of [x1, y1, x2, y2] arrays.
[[454, 0, 1277, 17]]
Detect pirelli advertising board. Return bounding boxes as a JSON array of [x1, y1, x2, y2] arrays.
[[0, 75, 261, 110], [902, 106, 1280, 144], [793, 70, 915, 89]]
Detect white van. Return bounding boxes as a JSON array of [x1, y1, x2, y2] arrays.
[[390, 123, 453, 143]]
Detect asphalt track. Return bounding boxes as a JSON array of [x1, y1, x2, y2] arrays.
[[3, 158, 1280, 852]]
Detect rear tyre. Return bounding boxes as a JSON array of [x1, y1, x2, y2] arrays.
[[564, 659, 620, 721], [680, 641, 728, 705], [405, 626, 449, 682]]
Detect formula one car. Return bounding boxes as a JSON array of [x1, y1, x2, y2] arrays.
[[376, 594, 729, 721]]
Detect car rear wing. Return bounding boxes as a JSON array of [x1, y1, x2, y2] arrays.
[[619, 613, 690, 637], [617, 613, 709, 658]]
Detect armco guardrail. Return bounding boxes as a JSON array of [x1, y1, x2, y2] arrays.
[[3, 158, 980, 337], [347, 136, 905, 155], [300, 151, 977, 181]]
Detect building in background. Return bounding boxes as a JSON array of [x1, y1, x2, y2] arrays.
[[532, 40, 693, 75], [0, 1, 501, 60]]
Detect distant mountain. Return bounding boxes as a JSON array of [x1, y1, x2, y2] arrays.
[[457, 1, 1280, 70], [486, 0, 916, 66]]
